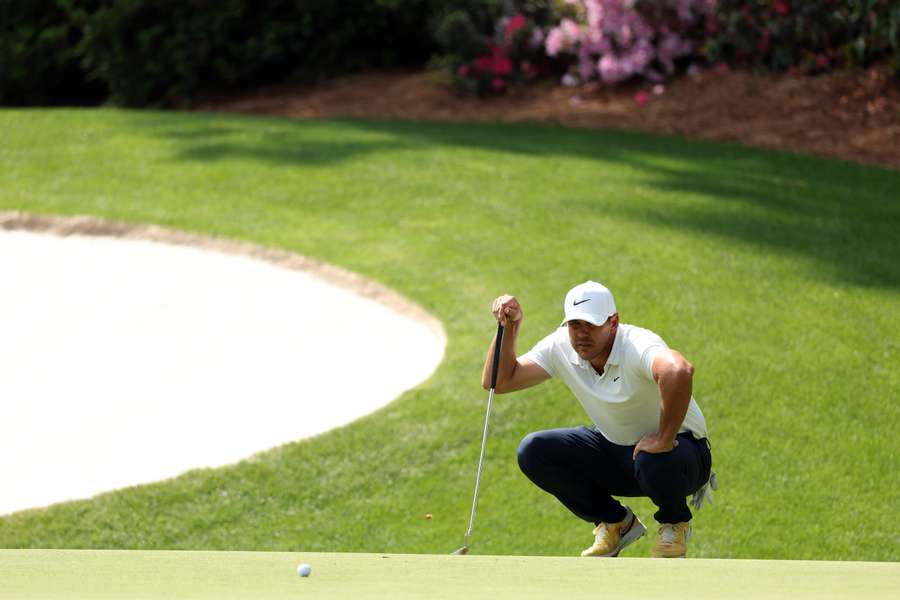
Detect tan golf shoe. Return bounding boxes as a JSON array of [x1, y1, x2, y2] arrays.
[[580, 507, 646, 557], [651, 522, 691, 558]]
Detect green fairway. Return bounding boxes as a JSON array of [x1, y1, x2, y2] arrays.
[[0, 109, 898, 561], [2, 550, 898, 599]]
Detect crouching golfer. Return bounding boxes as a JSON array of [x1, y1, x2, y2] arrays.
[[484, 281, 714, 558]]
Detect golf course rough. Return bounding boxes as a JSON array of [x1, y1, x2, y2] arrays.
[[1, 550, 898, 599]]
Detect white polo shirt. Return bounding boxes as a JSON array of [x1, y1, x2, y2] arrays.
[[521, 324, 708, 446]]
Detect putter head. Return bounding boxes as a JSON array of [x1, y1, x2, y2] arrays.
[[451, 546, 469, 555]]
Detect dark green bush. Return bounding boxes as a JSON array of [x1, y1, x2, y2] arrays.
[[707, 0, 900, 77], [1, 0, 453, 107], [77, 0, 442, 106], [0, 0, 104, 105], [434, 11, 490, 63]]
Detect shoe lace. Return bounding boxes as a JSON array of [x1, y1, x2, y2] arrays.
[[593, 513, 631, 543], [658, 524, 678, 545], [592, 522, 610, 541]]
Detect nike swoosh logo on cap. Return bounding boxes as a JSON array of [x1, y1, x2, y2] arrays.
[[573, 299, 591, 305]]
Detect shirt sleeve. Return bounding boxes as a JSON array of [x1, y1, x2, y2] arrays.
[[627, 327, 669, 381], [520, 330, 559, 378]]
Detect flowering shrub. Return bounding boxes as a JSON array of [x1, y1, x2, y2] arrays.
[[434, 4, 561, 94], [438, 0, 900, 93], [543, 1, 717, 85], [707, 1, 900, 77]]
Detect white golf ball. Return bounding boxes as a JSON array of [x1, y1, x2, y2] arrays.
[[297, 563, 312, 577]]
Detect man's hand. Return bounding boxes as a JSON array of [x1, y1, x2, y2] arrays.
[[632, 432, 678, 461], [492, 295, 523, 326], [482, 294, 549, 393]]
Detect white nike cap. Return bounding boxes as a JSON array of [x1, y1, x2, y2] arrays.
[[561, 280, 617, 326]]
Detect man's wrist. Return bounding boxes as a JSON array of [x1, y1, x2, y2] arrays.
[[656, 430, 679, 446]]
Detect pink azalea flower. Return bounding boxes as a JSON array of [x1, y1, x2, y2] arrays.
[[629, 39, 655, 69], [474, 44, 512, 77], [475, 55, 493, 73], [578, 54, 596, 80], [634, 90, 650, 106], [492, 50, 513, 77], [457, 64, 470, 78], [658, 32, 691, 74], [541, 1, 711, 87], [581, 28, 608, 55], [505, 13, 528, 45], [545, 28, 565, 57], [545, 18, 581, 57], [598, 54, 628, 83], [773, 1, 790, 16], [492, 78, 507, 92], [561, 18, 581, 40], [676, 0, 694, 23], [584, 0, 604, 28]]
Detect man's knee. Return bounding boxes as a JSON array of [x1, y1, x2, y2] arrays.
[[517, 431, 554, 475]]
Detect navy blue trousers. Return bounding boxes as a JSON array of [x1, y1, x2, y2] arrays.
[[517, 427, 712, 525]]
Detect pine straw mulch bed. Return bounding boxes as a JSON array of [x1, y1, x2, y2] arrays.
[[193, 65, 899, 171]]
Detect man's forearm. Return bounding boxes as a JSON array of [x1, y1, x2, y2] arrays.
[[656, 365, 693, 443]]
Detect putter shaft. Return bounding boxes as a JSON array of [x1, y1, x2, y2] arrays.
[[454, 322, 504, 554], [462, 385, 495, 543]]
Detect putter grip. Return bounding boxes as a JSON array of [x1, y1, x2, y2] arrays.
[[490, 322, 505, 390]]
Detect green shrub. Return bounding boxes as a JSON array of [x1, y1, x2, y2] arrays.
[[434, 11, 490, 62], [707, 0, 900, 77], [433, 1, 560, 94], [78, 0, 245, 106], [2, 0, 451, 107], [0, 0, 104, 105], [77, 0, 441, 107]]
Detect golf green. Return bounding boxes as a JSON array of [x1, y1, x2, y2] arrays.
[[1, 550, 897, 599]]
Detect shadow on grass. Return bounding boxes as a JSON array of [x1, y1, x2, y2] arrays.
[[131, 113, 900, 289]]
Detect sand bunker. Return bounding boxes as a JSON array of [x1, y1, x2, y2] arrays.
[[0, 213, 445, 515]]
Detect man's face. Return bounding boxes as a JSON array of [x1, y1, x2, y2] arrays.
[[567, 315, 618, 362]]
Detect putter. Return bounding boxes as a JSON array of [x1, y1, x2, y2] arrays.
[[452, 321, 505, 555]]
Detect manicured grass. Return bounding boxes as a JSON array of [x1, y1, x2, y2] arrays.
[[0, 109, 898, 561], [2, 550, 899, 600]]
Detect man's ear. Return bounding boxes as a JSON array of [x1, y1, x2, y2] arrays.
[[609, 313, 620, 328]]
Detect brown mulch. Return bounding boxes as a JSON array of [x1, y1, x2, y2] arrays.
[[193, 66, 900, 171]]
